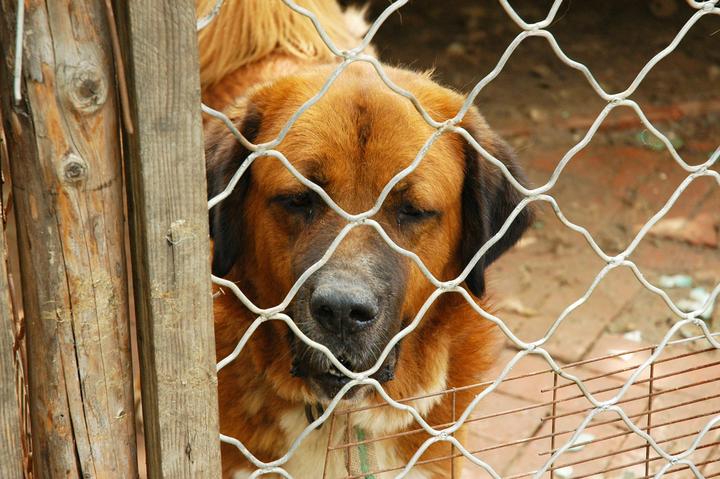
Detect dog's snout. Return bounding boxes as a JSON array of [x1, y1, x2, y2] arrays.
[[310, 283, 379, 336]]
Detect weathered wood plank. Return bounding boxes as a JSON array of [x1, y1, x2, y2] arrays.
[[0, 1, 137, 477], [114, 1, 221, 477], [0, 131, 23, 479]]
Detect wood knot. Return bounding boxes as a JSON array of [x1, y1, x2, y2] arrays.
[[60, 153, 88, 184], [63, 61, 107, 114]]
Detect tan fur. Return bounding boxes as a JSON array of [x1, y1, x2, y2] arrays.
[[197, 0, 371, 108], [199, 3, 517, 478]]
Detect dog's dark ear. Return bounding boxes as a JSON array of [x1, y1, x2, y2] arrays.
[[460, 120, 533, 297], [205, 103, 262, 277]]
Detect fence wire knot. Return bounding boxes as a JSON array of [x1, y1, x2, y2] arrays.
[[437, 119, 457, 132]]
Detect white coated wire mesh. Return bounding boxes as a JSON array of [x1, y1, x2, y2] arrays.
[[197, 1, 720, 478]]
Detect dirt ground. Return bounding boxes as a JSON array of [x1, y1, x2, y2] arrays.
[[352, 1, 720, 477]]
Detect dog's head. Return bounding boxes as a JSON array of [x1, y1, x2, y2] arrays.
[[206, 64, 532, 401]]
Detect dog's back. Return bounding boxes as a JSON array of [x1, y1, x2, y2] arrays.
[[196, 0, 371, 109]]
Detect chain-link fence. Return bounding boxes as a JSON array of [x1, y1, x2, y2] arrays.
[[198, 0, 720, 477]]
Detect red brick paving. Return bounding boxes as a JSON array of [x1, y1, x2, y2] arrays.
[[460, 121, 719, 478], [461, 340, 720, 479]]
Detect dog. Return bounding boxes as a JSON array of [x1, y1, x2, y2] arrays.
[[197, 1, 533, 477]]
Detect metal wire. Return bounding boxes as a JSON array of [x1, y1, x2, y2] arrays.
[[196, 0, 225, 31], [199, 0, 720, 477], [12, 0, 25, 104], [330, 338, 720, 478]]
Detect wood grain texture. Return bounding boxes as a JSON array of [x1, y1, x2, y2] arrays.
[[0, 150, 23, 479], [0, 1, 137, 477], [114, 1, 221, 477]]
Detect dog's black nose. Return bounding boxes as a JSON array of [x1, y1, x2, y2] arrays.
[[310, 283, 379, 336]]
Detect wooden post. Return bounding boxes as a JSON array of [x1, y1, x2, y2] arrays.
[[1, 144, 23, 479], [114, 1, 222, 477], [0, 1, 137, 477]]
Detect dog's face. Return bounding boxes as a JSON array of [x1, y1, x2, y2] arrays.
[[206, 64, 532, 401]]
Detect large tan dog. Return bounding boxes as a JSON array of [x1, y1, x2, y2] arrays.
[[197, 1, 532, 477]]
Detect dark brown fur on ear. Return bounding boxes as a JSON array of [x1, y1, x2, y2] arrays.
[[205, 103, 262, 277], [460, 127, 534, 297]]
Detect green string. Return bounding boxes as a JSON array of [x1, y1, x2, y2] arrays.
[[354, 426, 376, 479]]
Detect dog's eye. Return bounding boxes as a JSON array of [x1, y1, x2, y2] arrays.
[[397, 203, 438, 225], [274, 192, 315, 216]]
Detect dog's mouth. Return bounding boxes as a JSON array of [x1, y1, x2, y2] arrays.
[[312, 367, 353, 398], [310, 361, 396, 401], [293, 348, 399, 401]]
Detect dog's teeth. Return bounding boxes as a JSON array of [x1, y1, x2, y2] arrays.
[[328, 366, 349, 377]]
